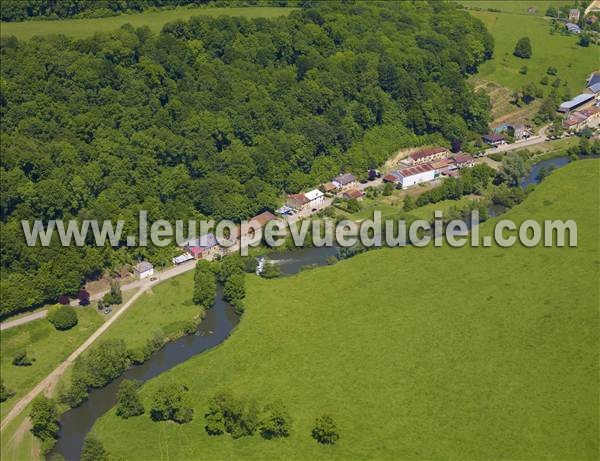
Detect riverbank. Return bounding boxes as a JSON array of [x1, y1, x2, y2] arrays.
[[92, 160, 600, 460]]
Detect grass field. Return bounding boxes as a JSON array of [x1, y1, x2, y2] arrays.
[[468, 9, 597, 95], [100, 273, 201, 351], [93, 160, 599, 460], [0, 308, 103, 419], [460, 1, 566, 15], [0, 6, 294, 40]]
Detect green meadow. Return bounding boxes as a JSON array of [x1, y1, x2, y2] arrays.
[[460, 1, 566, 16], [100, 274, 201, 351], [0, 308, 103, 419], [93, 160, 599, 460], [0, 6, 294, 40], [468, 9, 597, 94]]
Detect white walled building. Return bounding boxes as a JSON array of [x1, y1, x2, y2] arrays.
[[304, 189, 325, 208], [397, 164, 436, 189], [134, 261, 154, 279]]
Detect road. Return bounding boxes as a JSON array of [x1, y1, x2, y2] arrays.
[[0, 286, 149, 432], [0, 259, 198, 331], [484, 125, 551, 155]]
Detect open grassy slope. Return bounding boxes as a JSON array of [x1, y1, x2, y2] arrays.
[[0, 6, 294, 40], [0, 308, 103, 419], [94, 160, 600, 460], [468, 9, 597, 94], [100, 273, 200, 351]]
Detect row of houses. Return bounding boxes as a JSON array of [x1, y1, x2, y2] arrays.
[[284, 172, 363, 212], [563, 107, 600, 131], [383, 152, 474, 189]]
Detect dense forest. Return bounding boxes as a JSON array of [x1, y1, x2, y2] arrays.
[[0, 0, 293, 22], [0, 1, 493, 316]]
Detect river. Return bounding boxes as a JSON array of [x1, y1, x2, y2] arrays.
[[51, 155, 577, 460]]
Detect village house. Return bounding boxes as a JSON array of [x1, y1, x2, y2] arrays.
[[452, 154, 475, 169], [304, 189, 325, 208], [320, 182, 338, 194], [482, 133, 506, 146], [238, 211, 278, 245], [332, 173, 357, 191], [569, 8, 580, 22], [133, 261, 154, 279], [395, 164, 436, 189], [407, 147, 448, 165], [286, 193, 309, 210], [563, 107, 600, 132], [558, 93, 595, 113], [184, 233, 221, 260], [342, 189, 364, 201]]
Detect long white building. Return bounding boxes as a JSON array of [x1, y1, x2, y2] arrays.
[[397, 164, 435, 189]]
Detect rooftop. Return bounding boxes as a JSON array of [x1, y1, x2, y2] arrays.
[[453, 154, 474, 163], [559, 93, 594, 110], [398, 163, 434, 178], [410, 147, 447, 161], [186, 233, 218, 249], [482, 133, 505, 142], [332, 173, 356, 185], [134, 261, 153, 272], [587, 82, 600, 94], [304, 189, 324, 201], [287, 193, 309, 205]]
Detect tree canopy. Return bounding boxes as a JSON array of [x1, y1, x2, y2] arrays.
[[0, 1, 493, 317]]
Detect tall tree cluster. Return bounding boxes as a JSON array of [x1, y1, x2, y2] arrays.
[[0, 1, 493, 316]]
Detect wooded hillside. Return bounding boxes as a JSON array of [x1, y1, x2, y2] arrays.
[[0, 1, 493, 316]]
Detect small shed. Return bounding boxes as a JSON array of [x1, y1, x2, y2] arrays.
[[134, 261, 154, 279]]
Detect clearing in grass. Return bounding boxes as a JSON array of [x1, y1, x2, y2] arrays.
[[93, 160, 599, 460]]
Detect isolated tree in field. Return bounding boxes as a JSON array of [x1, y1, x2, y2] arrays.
[[540, 75, 549, 86], [116, 379, 144, 418], [0, 379, 15, 402], [78, 289, 90, 306], [30, 396, 59, 441], [205, 390, 259, 438], [519, 65, 528, 75], [579, 35, 590, 47], [47, 304, 78, 330], [12, 349, 33, 366], [545, 6, 557, 17], [150, 384, 193, 423], [546, 66, 558, 75], [81, 434, 109, 461], [311, 414, 340, 444], [513, 37, 532, 58], [260, 401, 292, 439]]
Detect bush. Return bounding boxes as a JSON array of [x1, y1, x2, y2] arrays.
[[260, 263, 282, 279], [57, 295, 70, 305], [30, 396, 59, 441], [78, 290, 90, 306], [150, 384, 193, 423], [47, 305, 78, 331], [193, 260, 216, 309], [204, 390, 258, 438], [116, 379, 144, 419], [103, 281, 122, 306], [513, 37, 532, 58], [81, 434, 109, 461], [260, 401, 292, 439], [311, 414, 340, 444], [13, 349, 33, 366], [0, 379, 15, 402]]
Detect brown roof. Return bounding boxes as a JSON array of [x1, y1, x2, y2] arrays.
[[238, 211, 277, 237], [453, 154, 474, 164], [343, 189, 364, 199], [578, 107, 600, 118], [398, 163, 434, 178], [410, 147, 447, 161], [321, 182, 338, 193], [431, 159, 453, 169], [287, 193, 309, 205]]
